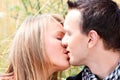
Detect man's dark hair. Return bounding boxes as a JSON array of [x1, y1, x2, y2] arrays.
[[67, 0, 120, 51]]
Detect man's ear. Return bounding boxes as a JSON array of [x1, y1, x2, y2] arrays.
[[87, 30, 99, 48]]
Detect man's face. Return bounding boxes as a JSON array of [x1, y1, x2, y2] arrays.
[[62, 9, 89, 66]]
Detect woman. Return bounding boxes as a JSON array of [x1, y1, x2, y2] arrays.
[[0, 14, 69, 80]]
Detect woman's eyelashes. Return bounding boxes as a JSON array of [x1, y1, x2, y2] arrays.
[[57, 36, 63, 40], [56, 32, 65, 40]]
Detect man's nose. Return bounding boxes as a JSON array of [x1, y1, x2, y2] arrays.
[[62, 35, 68, 48]]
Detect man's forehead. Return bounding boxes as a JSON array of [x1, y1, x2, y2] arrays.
[[67, 9, 81, 18], [64, 9, 83, 29], [65, 10, 82, 23], [64, 9, 83, 32]]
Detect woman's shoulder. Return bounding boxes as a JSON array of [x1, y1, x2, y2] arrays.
[[0, 72, 15, 80]]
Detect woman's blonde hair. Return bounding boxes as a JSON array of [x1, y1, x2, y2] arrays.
[[7, 14, 64, 80]]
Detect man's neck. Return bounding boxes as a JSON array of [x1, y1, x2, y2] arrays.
[[87, 50, 120, 79]]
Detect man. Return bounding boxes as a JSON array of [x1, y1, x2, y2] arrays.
[[62, 0, 120, 79]]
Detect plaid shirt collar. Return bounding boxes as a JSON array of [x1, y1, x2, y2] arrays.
[[82, 62, 120, 80]]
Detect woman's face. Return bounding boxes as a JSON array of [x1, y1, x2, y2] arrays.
[[44, 19, 69, 71]]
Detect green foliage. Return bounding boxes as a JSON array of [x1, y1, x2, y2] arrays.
[[62, 66, 83, 79]]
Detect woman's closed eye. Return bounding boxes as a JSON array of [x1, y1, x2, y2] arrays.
[[57, 36, 63, 40], [56, 31, 65, 41]]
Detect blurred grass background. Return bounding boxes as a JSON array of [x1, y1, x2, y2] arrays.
[[0, 0, 120, 79]]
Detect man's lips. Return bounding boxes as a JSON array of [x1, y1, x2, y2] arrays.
[[64, 50, 70, 54], [64, 50, 70, 60]]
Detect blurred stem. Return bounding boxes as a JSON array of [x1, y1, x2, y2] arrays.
[[28, 0, 33, 9], [36, 0, 41, 14], [61, 0, 66, 18], [21, 0, 28, 13], [61, 0, 63, 6]]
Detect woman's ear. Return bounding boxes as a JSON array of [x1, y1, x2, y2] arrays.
[[87, 30, 99, 48]]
